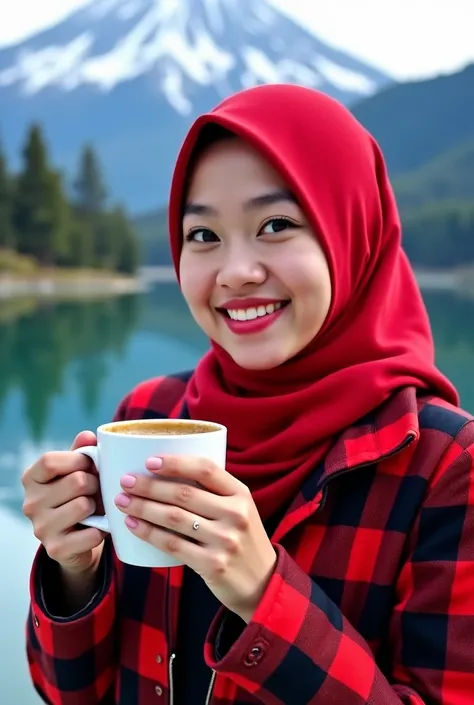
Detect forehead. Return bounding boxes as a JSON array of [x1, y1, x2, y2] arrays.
[[186, 137, 288, 201]]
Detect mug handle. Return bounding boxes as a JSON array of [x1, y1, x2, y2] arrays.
[[73, 446, 110, 533]]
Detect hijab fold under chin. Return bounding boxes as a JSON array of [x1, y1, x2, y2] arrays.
[[168, 84, 458, 520]]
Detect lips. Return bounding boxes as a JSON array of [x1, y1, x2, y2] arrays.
[[217, 300, 290, 335]]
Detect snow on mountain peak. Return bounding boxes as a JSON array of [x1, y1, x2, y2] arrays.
[[0, 0, 385, 115]]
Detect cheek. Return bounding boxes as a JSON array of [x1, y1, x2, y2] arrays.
[[291, 265, 332, 343], [314, 264, 332, 317], [179, 256, 213, 313], [289, 256, 332, 310]]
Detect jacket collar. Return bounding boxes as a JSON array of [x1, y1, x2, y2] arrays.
[[272, 386, 420, 543], [321, 385, 420, 478]]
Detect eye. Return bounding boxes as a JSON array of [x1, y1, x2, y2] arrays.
[[260, 217, 296, 235], [185, 228, 220, 243]]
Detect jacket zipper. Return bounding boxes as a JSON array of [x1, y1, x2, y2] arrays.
[[168, 652, 176, 705], [166, 574, 177, 705], [205, 670, 217, 705]]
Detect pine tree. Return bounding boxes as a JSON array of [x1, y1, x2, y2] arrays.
[[48, 170, 72, 265], [73, 144, 110, 268], [0, 138, 15, 249], [14, 124, 70, 265], [73, 144, 107, 216], [69, 219, 94, 268], [15, 124, 50, 257], [93, 212, 119, 269], [109, 206, 141, 274]]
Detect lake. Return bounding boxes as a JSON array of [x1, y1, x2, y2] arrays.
[[1, 283, 474, 703]]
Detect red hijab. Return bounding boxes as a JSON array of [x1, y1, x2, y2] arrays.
[[168, 84, 458, 520]]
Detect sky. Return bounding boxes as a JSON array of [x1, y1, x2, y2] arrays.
[[0, 0, 471, 81]]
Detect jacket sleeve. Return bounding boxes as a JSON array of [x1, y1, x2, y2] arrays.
[[204, 421, 474, 705], [25, 394, 133, 705], [27, 541, 117, 705]]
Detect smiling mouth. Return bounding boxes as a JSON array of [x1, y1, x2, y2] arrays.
[[217, 300, 290, 321]]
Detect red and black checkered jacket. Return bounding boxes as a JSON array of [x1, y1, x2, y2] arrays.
[[26, 371, 474, 705]]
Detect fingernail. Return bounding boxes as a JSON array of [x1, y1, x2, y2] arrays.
[[125, 516, 139, 529], [121, 474, 137, 488], [115, 493, 131, 507], [146, 457, 163, 471]]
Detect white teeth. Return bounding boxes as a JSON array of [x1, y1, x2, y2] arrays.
[[226, 301, 285, 321], [245, 307, 258, 320]]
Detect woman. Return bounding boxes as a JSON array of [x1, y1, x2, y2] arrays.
[[22, 84, 474, 705]]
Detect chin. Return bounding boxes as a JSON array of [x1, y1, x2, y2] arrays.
[[227, 347, 294, 371]]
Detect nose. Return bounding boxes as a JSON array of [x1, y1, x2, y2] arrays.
[[215, 244, 267, 289]]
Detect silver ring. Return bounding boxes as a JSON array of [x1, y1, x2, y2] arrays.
[[192, 520, 200, 531]]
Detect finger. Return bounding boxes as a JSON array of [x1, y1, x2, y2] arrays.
[[29, 450, 95, 485], [145, 455, 239, 496], [53, 495, 97, 533], [70, 431, 97, 451], [115, 494, 215, 543], [46, 527, 105, 564], [48, 471, 100, 509], [120, 474, 224, 520], [125, 517, 207, 569]]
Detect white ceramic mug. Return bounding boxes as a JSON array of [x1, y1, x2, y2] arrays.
[[74, 418, 227, 568]]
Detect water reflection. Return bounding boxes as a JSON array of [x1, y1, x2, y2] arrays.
[[423, 292, 474, 411], [0, 295, 142, 440], [0, 285, 209, 520]]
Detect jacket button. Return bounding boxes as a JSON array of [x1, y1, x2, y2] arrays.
[[244, 645, 263, 666], [155, 685, 163, 696], [155, 655, 162, 664], [34, 615, 40, 628]]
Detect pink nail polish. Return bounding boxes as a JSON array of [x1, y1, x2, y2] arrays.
[[121, 474, 137, 488], [147, 457, 163, 471], [115, 493, 131, 507], [125, 516, 139, 529]]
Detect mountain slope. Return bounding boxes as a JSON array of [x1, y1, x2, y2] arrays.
[[0, 0, 390, 212], [393, 137, 474, 210], [352, 62, 474, 177]]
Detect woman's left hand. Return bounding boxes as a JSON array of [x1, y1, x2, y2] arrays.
[[114, 456, 277, 623]]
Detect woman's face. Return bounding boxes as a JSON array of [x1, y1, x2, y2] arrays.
[[179, 137, 332, 370]]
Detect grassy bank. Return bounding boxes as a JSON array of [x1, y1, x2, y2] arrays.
[[415, 265, 474, 296], [0, 250, 147, 300], [0, 273, 147, 301]]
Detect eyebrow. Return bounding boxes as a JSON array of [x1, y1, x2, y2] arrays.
[[182, 189, 297, 216]]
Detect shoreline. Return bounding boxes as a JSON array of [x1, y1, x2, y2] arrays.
[[0, 270, 149, 301], [414, 267, 474, 293], [0, 264, 473, 301]]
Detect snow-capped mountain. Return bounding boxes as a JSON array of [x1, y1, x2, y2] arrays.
[[0, 0, 391, 212]]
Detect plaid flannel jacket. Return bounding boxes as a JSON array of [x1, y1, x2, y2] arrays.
[[26, 371, 474, 705]]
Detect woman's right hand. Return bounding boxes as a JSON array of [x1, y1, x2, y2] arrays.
[[21, 430, 105, 580]]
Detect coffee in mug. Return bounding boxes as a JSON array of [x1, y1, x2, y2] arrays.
[[103, 420, 220, 435], [74, 418, 227, 568]]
